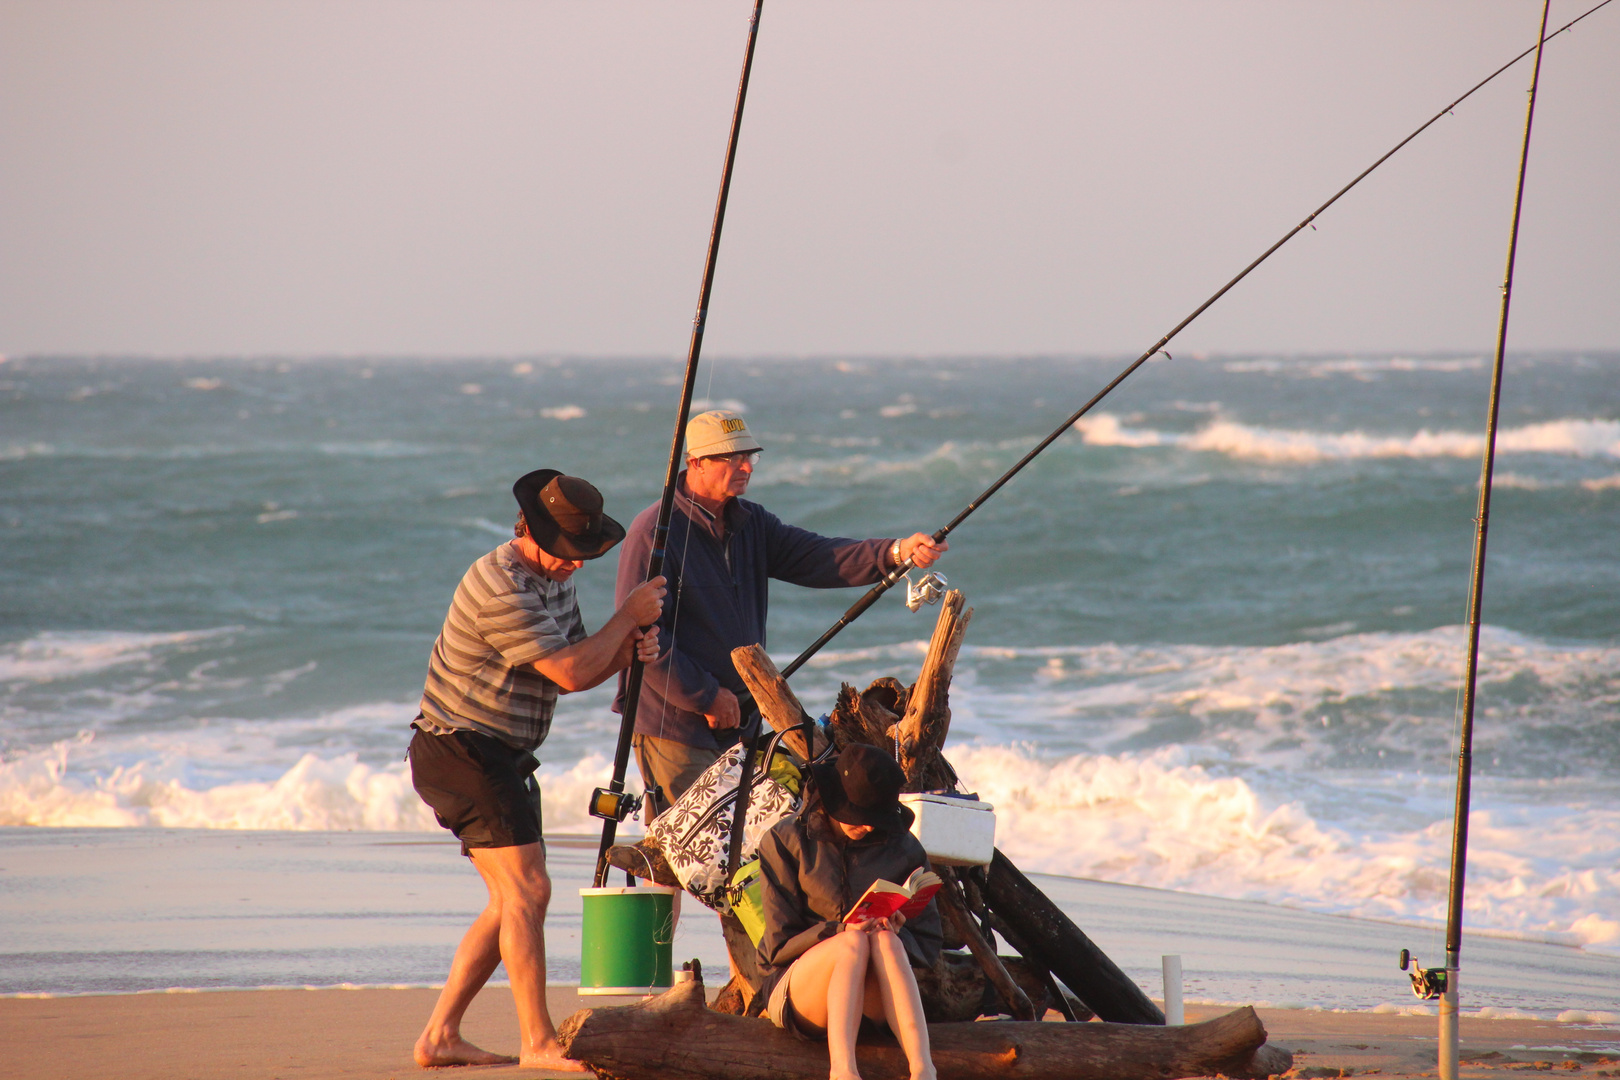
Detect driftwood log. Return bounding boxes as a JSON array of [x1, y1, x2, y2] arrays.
[[731, 645, 829, 762], [936, 867, 1037, 1021], [981, 850, 1165, 1025], [557, 966, 1292, 1080]]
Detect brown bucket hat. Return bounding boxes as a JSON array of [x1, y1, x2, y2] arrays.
[[512, 469, 627, 561]]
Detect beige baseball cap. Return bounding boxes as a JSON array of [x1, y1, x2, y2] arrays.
[[685, 409, 764, 458]]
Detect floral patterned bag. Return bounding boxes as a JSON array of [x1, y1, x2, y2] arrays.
[[647, 744, 801, 907]]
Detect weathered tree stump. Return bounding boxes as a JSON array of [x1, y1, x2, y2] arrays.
[[895, 590, 971, 789], [829, 681, 903, 751], [557, 966, 1291, 1080]]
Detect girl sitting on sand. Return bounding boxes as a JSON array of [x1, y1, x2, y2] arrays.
[[754, 743, 942, 1080]]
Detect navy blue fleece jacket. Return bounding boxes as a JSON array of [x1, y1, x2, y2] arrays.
[[613, 472, 893, 750]]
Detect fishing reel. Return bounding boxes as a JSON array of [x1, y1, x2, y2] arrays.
[[904, 570, 949, 612], [588, 786, 643, 823], [1398, 949, 1448, 1000]]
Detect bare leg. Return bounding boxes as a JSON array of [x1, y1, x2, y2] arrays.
[[783, 929, 872, 1080], [413, 843, 584, 1071], [478, 843, 586, 1070], [865, 930, 936, 1080], [414, 877, 515, 1066]]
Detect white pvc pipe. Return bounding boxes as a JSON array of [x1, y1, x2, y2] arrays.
[[1439, 973, 1459, 1080], [1162, 954, 1184, 1026]]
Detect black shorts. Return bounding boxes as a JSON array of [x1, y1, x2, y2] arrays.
[[409, 724, 543, 856]]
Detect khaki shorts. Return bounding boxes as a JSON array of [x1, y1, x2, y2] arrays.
[[633, 734, 722, 817], [766, 959, 826, 1042], [766, 949, 892, 1043]]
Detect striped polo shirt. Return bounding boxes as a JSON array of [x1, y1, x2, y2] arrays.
[[416, 541, 587, 750]]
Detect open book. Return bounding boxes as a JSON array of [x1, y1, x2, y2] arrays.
[[843, 867, 942, 924]]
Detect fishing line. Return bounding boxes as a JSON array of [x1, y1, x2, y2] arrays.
[[646, 349, 732, 772], [779, 0, 1615, 679], [650, 338, 726, 744], [595, 0, 766, 885]]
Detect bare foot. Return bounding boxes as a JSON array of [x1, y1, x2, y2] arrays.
[[414, 1032, 518, 1068], [518, 1045, 589, 1072]]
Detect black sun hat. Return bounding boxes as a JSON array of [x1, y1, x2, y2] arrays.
[[512, 469, 627, 561], [810, 743, 914, 832]]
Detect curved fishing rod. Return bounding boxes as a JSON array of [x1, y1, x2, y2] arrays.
[[594, 0, 766, 886], [779, 0, 1614, 681], [1438, 4, 1553, 1078]]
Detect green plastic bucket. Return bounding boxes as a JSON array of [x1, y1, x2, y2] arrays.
[[578, 885, 676, 996]]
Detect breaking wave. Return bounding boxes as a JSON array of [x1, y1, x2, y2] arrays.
[[0, 628, 241, 684], [3, 619, 1616, 954], [950, 744, 1620, 954], [0, 734, 624, 836], [797, 625, 1620, 779], [7, 731, 1613, 954], [0, 737, 434, 831], [1074, 413, 1620, 463]]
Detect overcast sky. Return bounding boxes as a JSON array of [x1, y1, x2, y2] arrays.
[[2, 1, 1616, 360]]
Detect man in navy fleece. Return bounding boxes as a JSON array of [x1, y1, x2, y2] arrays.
[[614, 410, 946, 811]]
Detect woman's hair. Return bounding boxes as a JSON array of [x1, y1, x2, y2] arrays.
[[798, 780, 845, 845], [800, 781, 825, 821], [514, 512, 530, 539]]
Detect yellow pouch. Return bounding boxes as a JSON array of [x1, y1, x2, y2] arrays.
[[728, 858, 768, 946]]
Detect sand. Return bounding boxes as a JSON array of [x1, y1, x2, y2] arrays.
[[4, 989, 1617, 1080]]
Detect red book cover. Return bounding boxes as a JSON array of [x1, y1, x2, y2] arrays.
[[843, 869, 942, 924]]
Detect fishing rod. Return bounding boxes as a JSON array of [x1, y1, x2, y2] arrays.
[[778, 0, 1614, 681], [1439, 4, 1552, 1077], [592, 0, 766, 887]]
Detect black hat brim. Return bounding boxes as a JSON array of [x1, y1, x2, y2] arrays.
[[512, 469, 627, 561], [810, 758, 915, 832]]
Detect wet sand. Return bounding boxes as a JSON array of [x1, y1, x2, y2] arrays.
[[4, 989, 1617, 1080]]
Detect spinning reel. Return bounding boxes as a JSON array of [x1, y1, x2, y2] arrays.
[[904, 570, 949, 612]]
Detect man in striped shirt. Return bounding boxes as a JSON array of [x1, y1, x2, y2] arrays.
[[409, 470, 666, 1071]]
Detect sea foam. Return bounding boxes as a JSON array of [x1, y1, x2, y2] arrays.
[[5, 727, 1616, 954], [1074, 413, 1620, 463], [0, 730, 631, 837], [949, 743, 1620, 953], [0, 628, 240, 683], [0, 738, 435, 831], [3, 615, 1617, 954]]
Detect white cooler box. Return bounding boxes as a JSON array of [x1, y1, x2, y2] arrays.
[[899, 792, 996, 867]]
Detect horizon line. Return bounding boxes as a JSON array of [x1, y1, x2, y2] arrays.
[[6, 348, 1619, 366]]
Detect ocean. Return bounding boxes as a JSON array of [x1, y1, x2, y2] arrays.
[[3, 353, 1617, 1013]]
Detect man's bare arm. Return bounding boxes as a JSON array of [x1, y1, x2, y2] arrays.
[[534, 577, 665, 692]]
